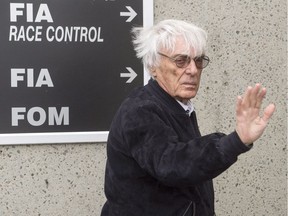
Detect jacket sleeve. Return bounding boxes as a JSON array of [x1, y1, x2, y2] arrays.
[[117, 100, 251, 187]]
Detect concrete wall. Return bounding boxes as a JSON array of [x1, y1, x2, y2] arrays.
[[1, 0, 287, 215]]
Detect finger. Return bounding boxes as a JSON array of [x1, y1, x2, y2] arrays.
[[236, 95, 243, 114], [242, 86, 253, 108], [255, 87, 267, 109], [262, 103, 276, 122], [249, 83, 261, 108]]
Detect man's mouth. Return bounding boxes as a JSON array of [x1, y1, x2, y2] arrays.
[[182, 82, 197, 86]]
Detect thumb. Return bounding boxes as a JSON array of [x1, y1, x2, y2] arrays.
[[262, 103, 276, 122]]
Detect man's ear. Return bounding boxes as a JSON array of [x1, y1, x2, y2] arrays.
[[150, 67, 157, 77]]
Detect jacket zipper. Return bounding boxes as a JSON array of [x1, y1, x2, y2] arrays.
[[182, 201, 196, 216], [193, 202, 196, 216]]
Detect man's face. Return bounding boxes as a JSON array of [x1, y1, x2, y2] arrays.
[[152, 38, 203, 104]]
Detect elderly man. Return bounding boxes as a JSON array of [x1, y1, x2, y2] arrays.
[[101, 19, 275, 216]]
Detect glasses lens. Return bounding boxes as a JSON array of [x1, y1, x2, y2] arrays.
[[174, 55, 190, 68], [194, 56, 209, 69]]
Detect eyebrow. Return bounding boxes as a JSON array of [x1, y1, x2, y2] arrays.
[[171, 54, 189, 58]]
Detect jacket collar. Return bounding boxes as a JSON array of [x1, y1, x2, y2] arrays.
[[146, 79, 188, 115]]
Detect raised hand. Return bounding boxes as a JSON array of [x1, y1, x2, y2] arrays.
[[235, 84, 276, 145]]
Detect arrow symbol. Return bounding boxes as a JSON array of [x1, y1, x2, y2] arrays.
[[120, 67, 137, 83], [120, 6, 137, 22]]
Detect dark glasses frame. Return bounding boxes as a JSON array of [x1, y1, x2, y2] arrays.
[[157, 52, 210, 69]]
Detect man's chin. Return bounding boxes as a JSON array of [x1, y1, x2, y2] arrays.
[[182, 90, 197, 99], [176, 93, 196, 103]]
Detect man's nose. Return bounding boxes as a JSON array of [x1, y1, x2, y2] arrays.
[[185, 59, 199, 75]]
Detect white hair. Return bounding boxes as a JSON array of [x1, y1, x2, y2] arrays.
[[131, 19, 208, 75]]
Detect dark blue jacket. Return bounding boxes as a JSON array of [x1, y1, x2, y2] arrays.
[[101, 79, 250, 216]]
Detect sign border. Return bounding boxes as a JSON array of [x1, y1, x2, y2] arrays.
[[0, 0, 153, 145]]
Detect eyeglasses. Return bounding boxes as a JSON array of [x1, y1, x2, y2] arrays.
[[157, 52, 210, 69]]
